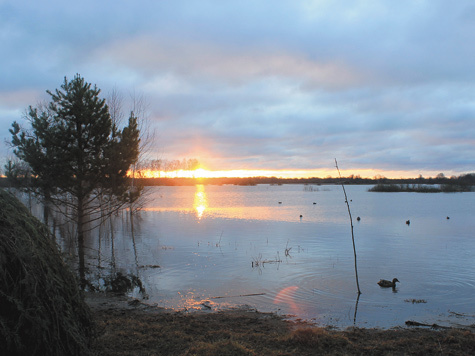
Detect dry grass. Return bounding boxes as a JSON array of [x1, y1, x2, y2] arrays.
[[0, 189, 92, 355], [89, 295, 475, 356]]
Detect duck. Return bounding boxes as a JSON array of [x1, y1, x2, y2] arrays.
[[377, 278, 400, 288]]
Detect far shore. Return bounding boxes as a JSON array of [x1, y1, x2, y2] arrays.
[[4, 174, 473, 188]]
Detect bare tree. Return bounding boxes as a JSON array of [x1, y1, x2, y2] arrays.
[[106, 88, 155, 213]]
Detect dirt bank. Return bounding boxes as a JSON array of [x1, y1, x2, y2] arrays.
[[88, 293, 474, 356]]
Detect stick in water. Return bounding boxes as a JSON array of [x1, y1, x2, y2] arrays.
[[335, 158, 361, 295], [210, 293, 266, 299]]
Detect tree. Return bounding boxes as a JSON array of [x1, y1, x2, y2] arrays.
[[106, 88, 153, 213], [3, 159, 32, 189], [9, 74, 140, 288]]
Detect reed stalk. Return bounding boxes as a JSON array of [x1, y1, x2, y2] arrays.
[[335, 159, 361, 295]]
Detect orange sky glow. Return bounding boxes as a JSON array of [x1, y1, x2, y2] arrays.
[[133, 167, 446, 179]]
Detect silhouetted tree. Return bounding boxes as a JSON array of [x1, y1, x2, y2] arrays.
[[9, 74, 140, 288], [3, 159, 32, 189], [105, 88, 153, 213]]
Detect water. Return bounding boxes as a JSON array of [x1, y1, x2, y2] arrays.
[[78, 184, 475, 328]]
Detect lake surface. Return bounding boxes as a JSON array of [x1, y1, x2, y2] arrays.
[[77, 184, 475, 328]]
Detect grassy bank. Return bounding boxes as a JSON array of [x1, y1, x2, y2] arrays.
[[0, 189, 93, 355], [89, 294, 474, 356]]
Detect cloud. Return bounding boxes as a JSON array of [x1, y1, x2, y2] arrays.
[[1, 1, 474, 176], [89, 35, 366, 91]]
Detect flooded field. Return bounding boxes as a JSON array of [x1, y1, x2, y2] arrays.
[[39, 184, 475, 328]]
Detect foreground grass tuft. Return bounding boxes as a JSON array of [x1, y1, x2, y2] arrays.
[[287, 327, 350, 351], [186, 340, 256, 356]]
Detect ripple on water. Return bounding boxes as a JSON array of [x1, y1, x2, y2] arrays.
[[420, 269, 475, 306]]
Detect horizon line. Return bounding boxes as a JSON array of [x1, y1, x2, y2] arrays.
[[132, 168, 469, 180]]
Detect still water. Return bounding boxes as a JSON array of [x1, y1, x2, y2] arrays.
[[85, 184, 474, 329]]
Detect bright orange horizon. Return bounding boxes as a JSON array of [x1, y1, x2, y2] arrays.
[[131, 167, 451, 179], [0, 167, 454, 180]]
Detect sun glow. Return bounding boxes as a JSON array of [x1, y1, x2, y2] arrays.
[[193, 184, 208, 219], [273, 286, 301, 315], [135, 168, 333, 179], [132, 167, 445, 179]]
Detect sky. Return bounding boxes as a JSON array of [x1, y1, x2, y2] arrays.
[[1, 0, 474, 178]]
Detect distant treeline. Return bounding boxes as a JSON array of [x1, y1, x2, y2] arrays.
[[96, 173, 475, 187], [1, 173, 474, 188]]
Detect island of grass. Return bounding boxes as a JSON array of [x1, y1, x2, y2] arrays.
[[369, 183, 472, 193]]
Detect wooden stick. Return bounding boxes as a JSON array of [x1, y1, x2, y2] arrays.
[[335, 158, 362, 295]]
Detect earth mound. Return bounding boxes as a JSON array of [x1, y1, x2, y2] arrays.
[[0, 189, 92, 355]]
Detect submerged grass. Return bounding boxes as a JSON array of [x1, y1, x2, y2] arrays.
[[89, 295, 475, 356]]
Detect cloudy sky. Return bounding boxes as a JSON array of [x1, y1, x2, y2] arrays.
[[1, 0, 474, 178]]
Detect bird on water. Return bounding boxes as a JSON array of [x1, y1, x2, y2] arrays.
[[377, 278, 400, 288]]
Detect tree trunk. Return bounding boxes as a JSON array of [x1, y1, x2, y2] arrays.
[[43, 204, 49, 227], [43, 193, 51, 229], [77, 195, 86, 290]]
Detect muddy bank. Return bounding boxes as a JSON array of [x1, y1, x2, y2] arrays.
[[88, 293, 474, 356]]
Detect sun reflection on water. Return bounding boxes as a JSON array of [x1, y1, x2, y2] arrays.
[[193, 184, 208, 219], [274, 286, 301, 315]]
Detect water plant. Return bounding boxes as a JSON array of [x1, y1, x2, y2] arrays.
[[251, 253, 282, 268], [285, 240, 292, 257]]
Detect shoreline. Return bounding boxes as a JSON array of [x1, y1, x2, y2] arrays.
[[87, 293, 475, 355]]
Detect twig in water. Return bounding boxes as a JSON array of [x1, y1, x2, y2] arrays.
[[285, 240, 292, 257], [404, 299, 427, 304], [285, 247, 292, 257], [251, 253, 282, 267], [216, 231, 223, 247], [252, 253, 263, 267], [405, 320, 450, 329], [210, 293, 266, 299]]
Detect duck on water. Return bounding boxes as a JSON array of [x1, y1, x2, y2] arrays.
[[378, 278, 400, 288]]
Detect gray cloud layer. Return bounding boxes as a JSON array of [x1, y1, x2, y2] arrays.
[[1, 0, 474, 177]]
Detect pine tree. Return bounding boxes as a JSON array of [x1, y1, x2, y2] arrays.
[[10, 74, 140, 288]]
